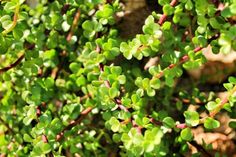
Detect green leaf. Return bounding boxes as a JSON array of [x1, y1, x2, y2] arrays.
[[113, 134, 121, 143], [142, 78, 150, 89], [229, 77, 236, 84], [180, 128, 193, 141], [223, 103, 232, 112], [62, 21, 70, 32], [163, 4, 174, 15], [13, 27, 23, 39], [144, 15, 155, 25], [4, 2, 16, 11], [158, 0, 171, 6], [204, 117, 220, 129], [229, 121, 236, 129], [118, 75, 126, 84], [230, 3, 236, 14], [224, 83, 233, 91], [0, 134, 7, 146], [143, 127, 163, 152], [109, 87, 119, 98], [220, 45, 231, 54], [23, 117, 33, 126], [184, 111, 199, 127], [150, 78, 161, 89], [110, 117, 120, 132], [130, 128, 143, 145], [23, 134, 33, 142], [82, 20, 103, 39], [163, 117, 175, 128], [96, 4, 114, 20], [206, 101, 218, 111], [165, 76, 174, 87], [45, 77, 54, 88], [0, 34, 8, 54], [111, 66, 122, 75], [143, 16, 161, 36], [209, 18, 221, 29], [76, 76, 86, 87], [146, 87, 155, 97], [120, 42, 132, 59], [41, 143, 51, 154], [143, 141, 154, 153], [185, 0, 193, 10], [161, 21, 171, 30], [121, 133, 132, 149]]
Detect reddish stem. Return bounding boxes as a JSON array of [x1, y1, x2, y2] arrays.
[[56, 107, 93, 141], [158, 0, 178, 25], [175, 123, 187, 129], [66, 9, 80, 42], [0, 54, 25, 74], [42, 134, 48, 143]]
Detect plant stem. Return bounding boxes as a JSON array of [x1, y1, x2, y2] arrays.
[[176, 85, 236, 129], [51, 9, 81, 79], [0, 116, 14, 134], [56, 107, 93, 141], [153, 46, 202, 79], [0, 51, 25, 74], [2, 4, 20, 36], [158, 0, 178, 25], [210, 85, 236, 117], [66, 9, 80, 41]]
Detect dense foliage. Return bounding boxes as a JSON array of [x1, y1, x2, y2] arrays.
[[0, 0, 236, 156]]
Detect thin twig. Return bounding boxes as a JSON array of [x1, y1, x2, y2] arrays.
[[175, 85, 236, 128], [51, 9, 81, 79], [158, 0, 178, 25], [210, 85, 236, 117], [56, 107, 93, 141], [0, 117, 14, 134], [189, 140, 212, 157], [153, 46, 202, 79], [2, 4, 20, 36], [66, 9, 81, 42], [0, 53, 25, 74]]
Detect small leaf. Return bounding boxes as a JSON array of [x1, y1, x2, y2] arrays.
[[163, 117, 175, 128], [111, 66, 122, 75], [110, 117, 120, 132], [206, 101, 218, 111], [23, 134, 33, 142], [184, 111, 199, 127], [4, 2, 16, 11], [109, 87, 119, 98], [62, 21, 70, 32], [76, 76, 86, 87], [224, 83, 233, 91], [229, 77, 236, 84], [185, 0, 193, 10], [40, 142, 51, 154], [180, 128, 193, 141], [147, 88, 155, 97], [204, 117, 220, 129], [150, 78, 161, 89], [118, 75, 126, 84], [229, 121, 236, 129], [163, 4, 174, 15], [23, 117, 33, 126], [230, 3, 236, 14]]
